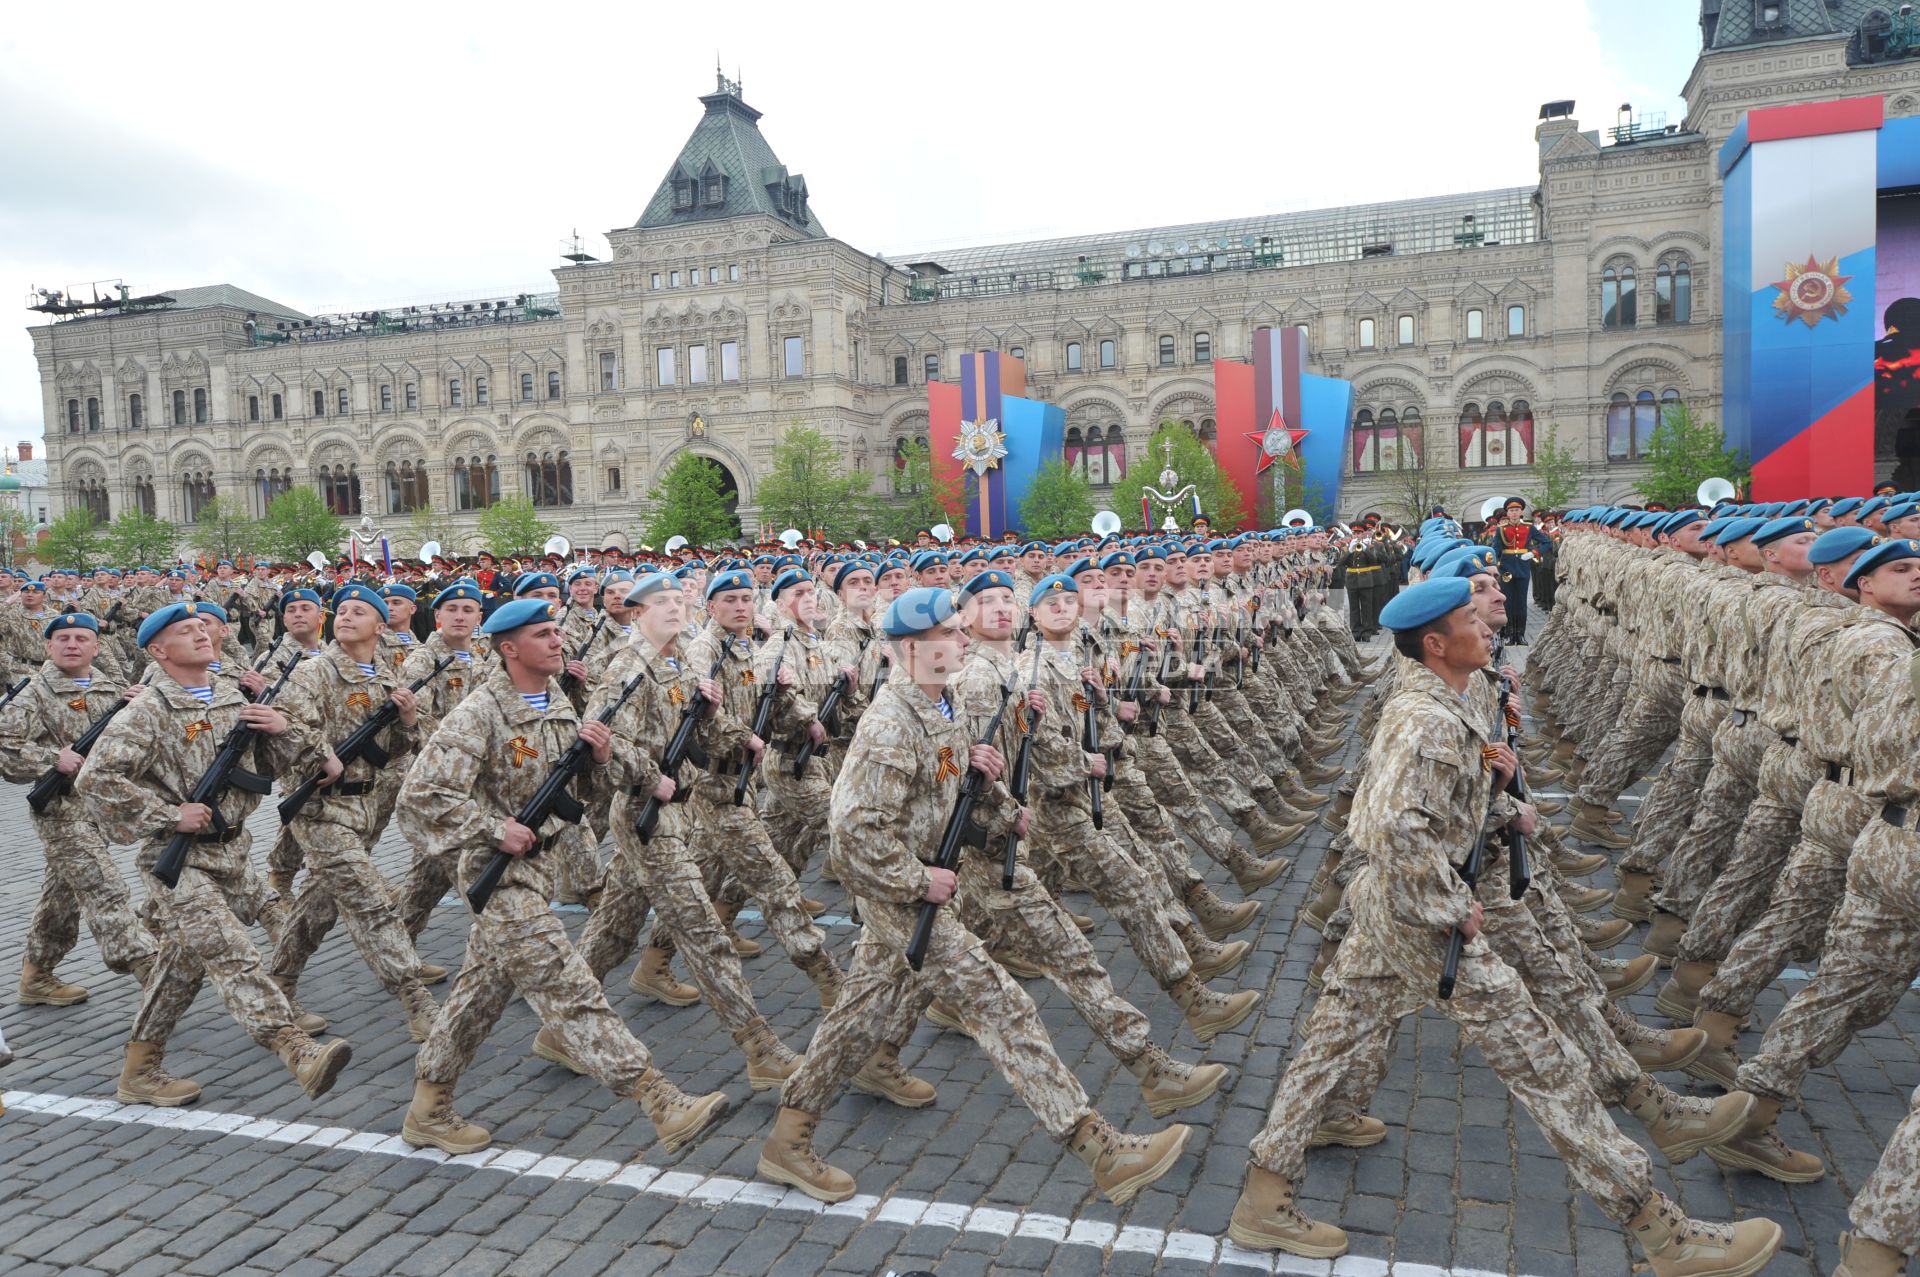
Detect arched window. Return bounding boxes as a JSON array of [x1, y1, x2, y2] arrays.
[[1507, 304, 1525, 336], [181, 470, 216, 522], [1456, 402, 1484, 468], [521, 372, 534, 401], [320, 463, 362, 516], [1084, 426, 1106, 485], [127, 393, 143, 429], [1197, 417, 1217, 448], [312, 389, 326, 417], [172, 390, 187, 426], [1065, 341, 1083, 371], [1606, 392, 1633, 460], [131, 474, 155, 519], [1106, 424, 1127, 481], [1353, 407, 1422, 472], [1601, 260, 1637, 328], [1192, 333, 1211, 363], [547, 370, 562, 399], [1397, 314, 1415, 345], [86, 397, 101, 431], [893, 356, 908, 385], [271, 393, 284, 420], [65, 399, 79, 433], [1065, 426, 1086, 477], [454, 455, 499, 511], [475, 376, 489, 405], [1465, 309, 1484, 340], [1358, 318, 1375, 349], [252, 466, 293, 517], [386, 460, 429, 513], [1656, 254, 1693, 324], [193, 388, 208, 424], [71, 473, 109, 523], [1461, 399, 1533, 468], [526, 449, 574, 507], [448, 378, 463, 408], [1099, 339, 1116, 368], [1158, 335, 1175, 366], [1010, 345, 1026, 360]]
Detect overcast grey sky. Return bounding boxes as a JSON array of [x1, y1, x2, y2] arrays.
[[0, 0, 1700, 455]]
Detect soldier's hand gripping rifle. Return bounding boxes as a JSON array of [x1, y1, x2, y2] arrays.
[[465, 666, 650, 913], [1002, 639, 1046, 890], [733, 629, 790, 805], [793, 635, 867, 780], [906, 658, 1019, 972], [634, 652, 728, 843], [558, 614, 609, 694], [276, 653, 456, 823], [26, 671, 154, 813], [1437, 754, 1505, 1000], [151, 653, 303, 890]]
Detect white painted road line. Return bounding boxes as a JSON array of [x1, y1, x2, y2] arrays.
[[0, 1088, 1526, 1277]]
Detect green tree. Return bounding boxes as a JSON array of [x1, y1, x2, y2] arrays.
[[41, 509, 102, 570], [1380, 465, 1465, 528], [1634, 401, 1751, 509], [640, 453, 741, 548], [400, 504, 463, 559], [102, 508, 178, 566], [0, 506, 33, 569], [188, 495, 256, 564], [755, 421, 871, 540], [477, 495, 556, 556], [1018, 459, 1098, 539], [1111, 422, 1247, 532], [257, 488, 345, 563], [873, 438, 964, 542], [1524, 421, 1584, 512]]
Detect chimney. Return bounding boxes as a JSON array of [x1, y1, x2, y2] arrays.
[[17, 442, 31, 461]]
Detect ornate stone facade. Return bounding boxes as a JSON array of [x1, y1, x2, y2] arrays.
[[29, 15, 1920, 546]]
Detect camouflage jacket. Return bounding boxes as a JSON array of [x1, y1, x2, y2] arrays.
[[399, 633, 480, 743], [0, 659, 130, 820], [269, 642, 414, 829]]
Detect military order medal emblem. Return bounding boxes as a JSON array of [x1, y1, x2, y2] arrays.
[[1770, 254, 1853, 328], [952, 418, 1008, 477]]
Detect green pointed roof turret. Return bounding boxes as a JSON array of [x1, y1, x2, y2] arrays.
[[635, 73, 827, 237]]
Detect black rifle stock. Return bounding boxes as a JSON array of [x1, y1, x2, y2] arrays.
[[276, 653, 456, 823], [1438, 764, 1505, 1000], [634, 653, 728, 843], [733, 629, 789, 805], [558, 614, 608, 694], [151, 653, 303, 890], [1002, 640, 1045, 889], [1498, 668, 1532, 900], [906, 666, 1018, 971], [465, 667, 649, 913], [793, 635, 868, 780]]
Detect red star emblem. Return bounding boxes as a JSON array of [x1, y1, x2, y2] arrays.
[[1247, 409, 1309, 474]]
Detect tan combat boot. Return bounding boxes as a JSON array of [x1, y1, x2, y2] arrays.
[[401, 1079, 491, 1155], [1832, 1231, 1907, 1277], [717, 900, 762, 958], [634, 1067, 728, 1155], [270, 975, 328, 1035], [1655, 961, 1717, 1023], [1622, 1018, 1707, 1074], [1225, 845, 1288, 894], [1621, 1077, 1754, 1163], [532, 1025, 587, 1074], [1170, 973, 1258, 1043], [417, 962, 449, 985], [1307, 848, 1345, 898], [18, 962, 88, 1007], [401, 984, 439, 1044], [1227, 1165, 1349, 1257], [1578, 916, 1635, 951], [1300, 876, 1345, 933], [1569, 800, 1632, 850], [733, 1018, 802, 1093], [1319, 791, 1353, 834], [271, 1027, 352, 1099], [799, 895, 827, 917], [1705, 1097, 1827, 1183], [1307, 935, 1339, 991], [1065, 1113, 1191, 1205], [1126, 1045, 1227, 1119], [1559, 881, 1616, 913], [757, 1106, 856, 1203], [628, 943, 700, 1006], [924, 999, 967, 1034], [1185, 881, 1259, 940], [1643, 909, 1687, 965], [1300, 760, 1344, 786], [797, 951, 843, 1009], [1626, 1191, 1783, 1277], [267, 869, 296, 899], [988, 947, 1045, 980], [1601, 953, 1660, 1000], [1613, 869, 1659, 921], [1246, 813, 1306, 855], [1551, 843, 1610, 877], [1173, 921, 1250, 981], [851, 1043, 936, 1109], [1688, 1010, 1743, 1090], [1065, 908, 1097, 934], [1308, 1112, 1388, 1148], [116, 1041, 202, 1107], [1532, 796, 1565, 817]]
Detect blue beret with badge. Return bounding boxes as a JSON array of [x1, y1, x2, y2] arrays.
[[771, 568, 812, 600], [379, 583, 418, 603], [1028, 572, 1079, 607], [881, 586, 958, 637], [706, 568, 754, 600], [1843, 537, 1920, 590], [479, 597, 559, 636], [831, 559, 875, 591], [958, 568, 1016, 600], [1098, 550, 1134, 570], [1809, 526, 1880, 564], [1829, 497, 1864, 517], [1752, 515, 1817, 548], [137, 600, 210, 647], [332, 582, 390, 623], [432, 579, 484, 609], [279, 587, 322, 612], [512, 572, 560, 597], [1380, 577, 1474, 632], [1714, 516, 1767, 546], [623, 572, 678, 607], [192, 601, 229, 624], [42, 611, 98, 638]]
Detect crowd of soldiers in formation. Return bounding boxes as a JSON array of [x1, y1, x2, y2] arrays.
[[0, 494, 1914, 1277]]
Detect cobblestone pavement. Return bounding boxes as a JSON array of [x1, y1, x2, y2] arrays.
[[0, 629, 1913, 1277]]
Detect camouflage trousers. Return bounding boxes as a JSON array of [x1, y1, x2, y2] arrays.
[[1653, 713, 1769, 921], [760, 756, 833, 879], [1032, 794, 1192, 988], [1621, 691, 1726, 877], [1189, 700, 1302, 819], [1162, 709, 1264, 835], [1736, 818, 1920, 1106], [1851, 1082, 1920, 1253], [1699, 780, 1875, 1019], [1575, 661, 1686, 809], [416, 881, 654, 1096], [954, 852, 1155, 1066], [268, 817, 425, 999], [1248, 930, 1654, 1225], [132, 850, 299, 1050], [690, 786, 830, 966], [1134, 729, 1239, 866], [782, 895, 1091, 1138], [395, 843, 457, 942], [576, 800, 764, 1038], [24, 813, 156, 976], [1107, 749, 1203, 898], [265, 824, 304, 885], [1675, 739, 1819, 965]]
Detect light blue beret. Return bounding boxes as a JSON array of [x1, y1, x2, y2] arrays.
[[1843, 537, 1920, 590], [881, 586, 957, 637], [43, 611, 98, 638], [1752, 516, 1817, 548], [479, 597, 559, 636], [1809, 526, 1880, 565], [1379, 577, 1474, 632], [332, 582, 389, 623], [1028, 573, 1078, 607]]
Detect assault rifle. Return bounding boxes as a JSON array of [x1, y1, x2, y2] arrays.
[[276, 653, 457, 823], [558, 614, 608, 694], [151, 653, 303, 890], [733, 629, 790, 805], [465, 665, 650, 913], [633, 652, 728, 843], [1002, 639, 1046, 889], [906, 657, 1019, 971], [1492, 641, 1531, 900], [793, 636, 867, 779], [0, 676, 31, 715], [1438, 757, 1506, 1000], [1079, 636, 1110, 829]]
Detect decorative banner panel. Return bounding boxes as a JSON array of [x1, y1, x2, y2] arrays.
[[928, 351, 1058, 537], [1214, 327, 1351, 525]]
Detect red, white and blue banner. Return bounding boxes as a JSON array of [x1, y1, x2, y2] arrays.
[[928, 352, 1063, 537]]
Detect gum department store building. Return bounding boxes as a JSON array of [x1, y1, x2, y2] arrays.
[[29, 3, 1920, 547]]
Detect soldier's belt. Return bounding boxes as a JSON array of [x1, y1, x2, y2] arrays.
[[1654, 656, 1681, 665], [1882, 802, 1915, 831], [194, 825, 247, 845], [331, 781, 375, 797], [1827, 762, 1857, 786], [1694, 686, 1730, 701]]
